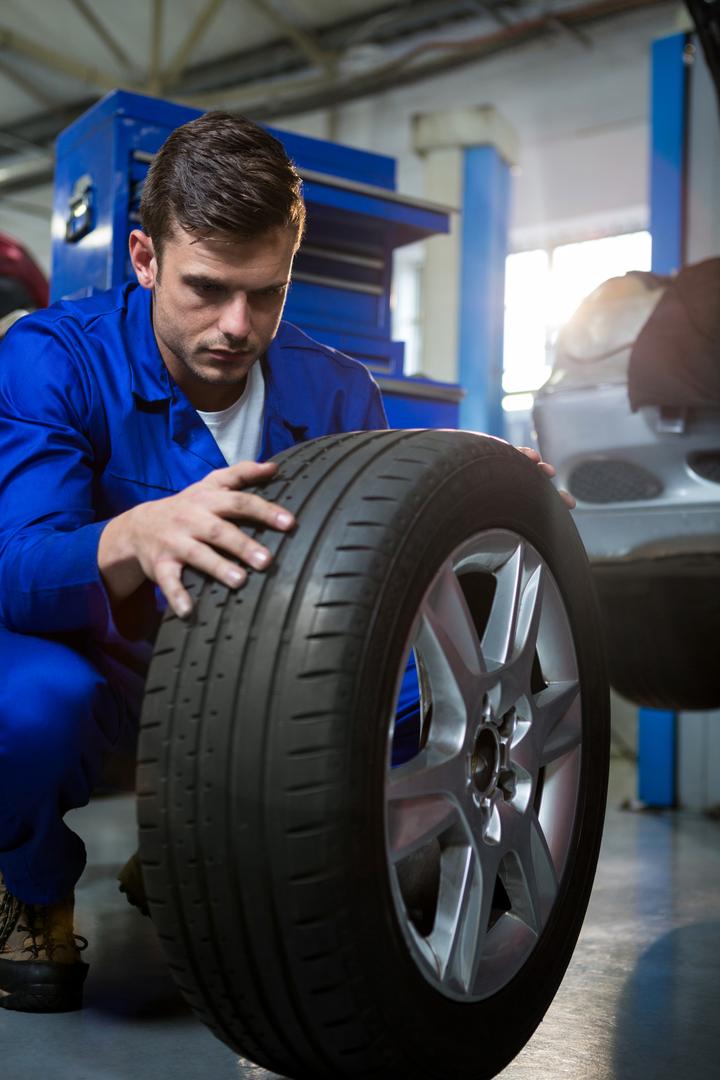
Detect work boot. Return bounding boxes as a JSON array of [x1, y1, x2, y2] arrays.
[[117, 851, 149, 917], [0, 872, 88, 1012]]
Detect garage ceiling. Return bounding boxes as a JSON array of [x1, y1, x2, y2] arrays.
[[0, 0, 672, 192]]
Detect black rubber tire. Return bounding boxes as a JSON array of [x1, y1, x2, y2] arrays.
[[592, 558, 720, 710], [136, 429, 609, 1080]]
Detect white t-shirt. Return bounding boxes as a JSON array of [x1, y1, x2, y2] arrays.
[[196, 360, 265, 465]]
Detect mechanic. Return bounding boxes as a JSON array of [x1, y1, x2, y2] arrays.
[[0, 110, 561, 1014]]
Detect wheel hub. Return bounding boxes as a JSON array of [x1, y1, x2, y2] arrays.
[[469, 724, 500, 797]]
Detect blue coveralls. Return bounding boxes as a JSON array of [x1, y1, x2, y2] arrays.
[[0, 281, 387, 905]]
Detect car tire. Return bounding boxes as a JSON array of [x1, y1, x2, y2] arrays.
[[136, 429, 610, 1080], [592, 559, 720, 710]]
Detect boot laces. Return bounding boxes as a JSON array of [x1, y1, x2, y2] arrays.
[[0, 886, 23, 950], [17, 903, 89, 961]]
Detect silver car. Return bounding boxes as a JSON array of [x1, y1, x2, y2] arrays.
[[533, 265, 720, 710]]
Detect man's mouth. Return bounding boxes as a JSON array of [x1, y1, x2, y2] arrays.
[[204, 347, 253, 360]]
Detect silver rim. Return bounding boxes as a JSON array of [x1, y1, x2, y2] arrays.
[[385, 529, 582, 1002]]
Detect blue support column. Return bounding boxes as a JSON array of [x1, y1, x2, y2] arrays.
[[638, 33, 689, 808], [650, 33, 689, 274], [638, 709, 677, 807], [458, 146, 511, 437]]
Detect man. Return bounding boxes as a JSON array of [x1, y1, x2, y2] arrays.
[[0, 111, 385, 1013], [0, 110, 563, 1014]]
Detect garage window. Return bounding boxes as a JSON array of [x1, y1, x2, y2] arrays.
[[502, 230, 652, 413]]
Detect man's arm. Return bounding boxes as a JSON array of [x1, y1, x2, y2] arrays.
[[0, 318, 293, 634]]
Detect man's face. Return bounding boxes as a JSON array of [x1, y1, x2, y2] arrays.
[[130, 222, 299, 410]]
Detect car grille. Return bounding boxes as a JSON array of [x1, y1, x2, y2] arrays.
[[568, 460, 663, 503], [688, 452, 720, 484]]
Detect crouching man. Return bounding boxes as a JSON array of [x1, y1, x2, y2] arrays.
[[0, 111, 386, 1012]]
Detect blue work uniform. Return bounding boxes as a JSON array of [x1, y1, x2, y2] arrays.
[[0, 281, 387, 904]]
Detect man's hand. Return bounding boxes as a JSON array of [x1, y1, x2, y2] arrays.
[[516, 446, 576, 510], [98, 460, 294, 619]]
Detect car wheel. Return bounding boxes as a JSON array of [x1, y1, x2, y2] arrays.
[[137, 429, 609, 1080], [592, 559, 720, 710]]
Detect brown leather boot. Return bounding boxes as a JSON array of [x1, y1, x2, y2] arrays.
[[117, 851, 149, 917], [0, 872, 88, 1012]]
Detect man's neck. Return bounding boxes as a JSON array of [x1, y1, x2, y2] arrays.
[[191, 377, 249, 413]]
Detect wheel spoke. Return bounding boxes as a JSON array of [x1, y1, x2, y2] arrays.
[[480, 542, 524, 666], [387, 795, 458, 863], [536, 681, 582, 766], [416, 562, 487, 746], [388, 747, 463, 802], [506, 811, 560, 934], [426, 843, 498, 995], [482, 543, 544, 680]]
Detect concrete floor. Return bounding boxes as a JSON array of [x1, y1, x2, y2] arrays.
[[3, 758, 719, 1080]]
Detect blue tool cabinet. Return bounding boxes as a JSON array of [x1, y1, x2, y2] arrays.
[[51, 90, 463, 426]]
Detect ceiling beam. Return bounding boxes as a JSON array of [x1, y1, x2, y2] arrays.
[[0, 25, 119, 89], [0, 155, 54, 194], [148, 0, 164, 94], [0, 0, 672, 160], [0, 55, 57, 107], [67, 0, 133, 69], [460, 0, 512, 27], [162, 0, 225, 88], [186, 0, 669, 118], [245, 0, 337, 74], [0, 195, 52, 219]]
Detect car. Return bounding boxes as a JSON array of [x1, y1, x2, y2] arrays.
[[0, 231, 48, 324], [533, 261, 720, 710]]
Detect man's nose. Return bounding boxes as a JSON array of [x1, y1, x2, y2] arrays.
[[218, 294, 251, 341]]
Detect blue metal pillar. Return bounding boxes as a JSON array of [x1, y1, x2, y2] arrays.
[[650, 33, 689, 275], [638, 709, 677, 806], [638, 33, 690, 807], [458, 145, 511, 437]]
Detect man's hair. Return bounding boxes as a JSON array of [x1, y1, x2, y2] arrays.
[[140, 111, 306, 260]]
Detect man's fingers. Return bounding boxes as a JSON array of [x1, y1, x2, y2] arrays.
[[517, 445, 558, 478], [194, 516, 272, 569], [212, 489, 295, 530], [155, 559, 195, 619], [206, 459, 277, 490], [157, 542, 249, 611]]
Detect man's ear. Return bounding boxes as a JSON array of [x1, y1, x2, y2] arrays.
[[129, 230, 158, 289]]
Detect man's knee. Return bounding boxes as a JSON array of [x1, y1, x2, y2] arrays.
[[0, 629, 113, 761]]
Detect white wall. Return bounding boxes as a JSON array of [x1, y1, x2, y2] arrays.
[[0, 184, 54, 273]]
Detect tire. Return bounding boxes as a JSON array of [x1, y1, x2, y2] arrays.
[[592, 558, 720, 710], [137, 430, 610, 1080]]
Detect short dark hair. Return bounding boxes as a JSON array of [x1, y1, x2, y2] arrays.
[[140, 111, 306, 259]]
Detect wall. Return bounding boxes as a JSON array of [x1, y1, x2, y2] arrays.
[[0, 183, 54, 274]]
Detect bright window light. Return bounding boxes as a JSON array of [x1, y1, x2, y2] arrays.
[[503, 249, 550, 395], [502, 230, 652, 400], [549, 232, 652, 327]]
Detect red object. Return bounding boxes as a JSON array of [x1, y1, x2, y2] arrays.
[[0, 232, 49, 308]]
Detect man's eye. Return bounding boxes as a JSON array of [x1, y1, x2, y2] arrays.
[[255, 285, 288, 298], [192, 282, 224, 295]]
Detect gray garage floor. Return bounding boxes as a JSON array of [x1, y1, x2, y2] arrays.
[[3, 757, 719, 1080]]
